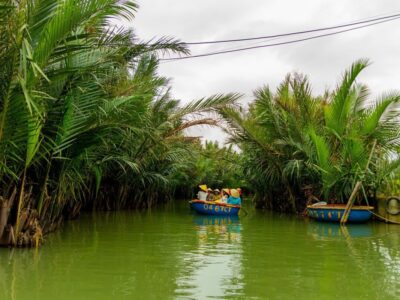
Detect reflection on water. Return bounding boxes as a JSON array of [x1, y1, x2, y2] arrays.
[[0, 202, 400, 299], [307, 221, 373, 240], [175, 215, 243, 299]]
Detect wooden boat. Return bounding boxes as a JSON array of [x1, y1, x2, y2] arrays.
[[307, 204, 374, 223], [190, 200, 240, 216]]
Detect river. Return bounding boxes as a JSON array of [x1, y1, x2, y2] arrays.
[[1, 200, 400, 299]]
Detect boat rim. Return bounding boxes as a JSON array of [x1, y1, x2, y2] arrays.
[[307, 204, 374, 210]]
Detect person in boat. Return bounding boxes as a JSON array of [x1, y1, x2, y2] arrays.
[[302, 184, 324, 215], [213, 189, 221, 201], [197, 185, 208, 201], [303, 185, 320, 206], [206, 188, 214, 201], [227, 189, 241, 206], [218, 188, 230, 203]]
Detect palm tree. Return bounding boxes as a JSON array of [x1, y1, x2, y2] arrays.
[[169, 140, 243, 199], [222, 60, 400, 212], [220, 73, 323, 211], [309, 59, 400, 202], [0, 0, 240, 246]]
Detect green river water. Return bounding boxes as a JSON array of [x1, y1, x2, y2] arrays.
[[1, 200, 400, 299]]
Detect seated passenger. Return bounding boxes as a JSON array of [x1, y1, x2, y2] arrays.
[[213, 189, 221, 201], [227, 189, 241, 206], [302, 185, 320, 206], [197, 185, 208, 201], [219, 189, 230, 203], [206, 188, 214, 201]]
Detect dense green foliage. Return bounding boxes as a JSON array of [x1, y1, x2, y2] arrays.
[[2, 1, 400, 247], [222, 60, 400, 212], [0, 0, 239, 245], [171, 141, 244, 198]]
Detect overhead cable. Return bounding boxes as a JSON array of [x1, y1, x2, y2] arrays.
[[184, 12, 400, 45], [161, 16, 400, 61]]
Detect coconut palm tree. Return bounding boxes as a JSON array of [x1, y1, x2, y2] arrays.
[[220, 73, 324, 211], [309, 59, 400, 202], [0, 0, 240, 246], [222, 60, 400, 212]]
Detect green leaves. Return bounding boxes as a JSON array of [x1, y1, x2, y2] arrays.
[[0, 0, 204, 223], [325, 59, 369, 137], [223, 59, 400, 210]]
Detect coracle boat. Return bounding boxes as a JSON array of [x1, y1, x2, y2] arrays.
[[189, 200, 241, 216], [307, 204, 374, 223]]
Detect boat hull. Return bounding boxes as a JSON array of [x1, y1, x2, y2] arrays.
[[190, 200, 240, 216], [307, 204, 373, 223]]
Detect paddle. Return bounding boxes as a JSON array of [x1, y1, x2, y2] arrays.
[[239, 206, 248, 216]]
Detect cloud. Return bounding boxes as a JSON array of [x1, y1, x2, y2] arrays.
[[129, 0, 400, 142]]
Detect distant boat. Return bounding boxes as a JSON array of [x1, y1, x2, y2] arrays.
[[189, 200, 240, 216], [307, 204, 374, 223]]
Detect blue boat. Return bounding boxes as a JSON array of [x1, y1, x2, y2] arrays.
[[190, 200, 240, 216], [307, 204, 374, 223]]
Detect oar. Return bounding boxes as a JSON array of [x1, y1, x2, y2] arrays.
[[239, 206, 248, 216]]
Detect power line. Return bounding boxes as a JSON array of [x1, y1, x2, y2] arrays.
[[161, 16, 400, 61], [184, 12, 400, 45]]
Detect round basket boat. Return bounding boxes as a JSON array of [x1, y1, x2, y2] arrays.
[[189, 200, 241, 216], [307, 204, 374, 223]]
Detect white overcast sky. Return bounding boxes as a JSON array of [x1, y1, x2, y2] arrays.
[[129, 0, 400, 141]]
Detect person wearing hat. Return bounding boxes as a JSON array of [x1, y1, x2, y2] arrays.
[[219, 188, 230, 203], [197, 185, 208, 201], [206, 188, 214, 201], [213, 189, 221, 201], [227, 189, 241, 206]]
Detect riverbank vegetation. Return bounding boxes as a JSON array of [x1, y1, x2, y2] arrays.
[[2, 1, 400, 247], [222, 59, 400, 213], [0, 0, 239, 246], [171, 141, 244, 199]]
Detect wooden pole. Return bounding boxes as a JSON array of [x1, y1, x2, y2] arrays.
[[340, 139, 377, 225], [340, 181, 362, 224]]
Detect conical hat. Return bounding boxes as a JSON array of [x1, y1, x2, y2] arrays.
[[222, 188, 231, 195], [230, 189, 240, 198], [199, 185, 207, 192]]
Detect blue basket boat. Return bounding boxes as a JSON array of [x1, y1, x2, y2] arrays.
[[307, 204, 374, 223], [190, 200, 240, 216]]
